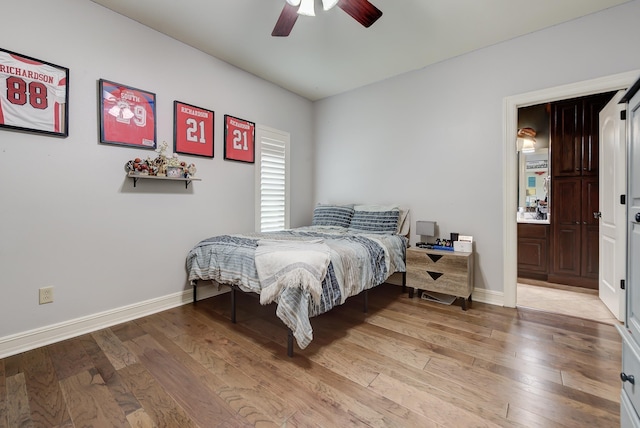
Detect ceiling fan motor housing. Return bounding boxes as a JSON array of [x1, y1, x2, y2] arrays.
[[273, 0, 382, 37]]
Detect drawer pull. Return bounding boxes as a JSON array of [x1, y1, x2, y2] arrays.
[[427, 254, 443, 263], [621, 372, 635, 384], [426, 271, 444, 281]]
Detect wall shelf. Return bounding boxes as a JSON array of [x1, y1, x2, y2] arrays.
[[127, 172, 201, 189]]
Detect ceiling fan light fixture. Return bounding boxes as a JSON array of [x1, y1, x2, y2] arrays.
[[322, 0, 339, 11], [298, 0, 315, 16], [273, 0, 382, 37]]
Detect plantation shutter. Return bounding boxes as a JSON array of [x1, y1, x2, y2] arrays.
[[256, 128, 289, 232]]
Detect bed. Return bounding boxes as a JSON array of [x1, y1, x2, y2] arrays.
[[186, 204, 409, 355]]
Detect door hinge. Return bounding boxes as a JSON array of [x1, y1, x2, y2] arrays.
[[621, 110, 627, 120], [621, 194, 626, 205], [622, 279, 626, 290]]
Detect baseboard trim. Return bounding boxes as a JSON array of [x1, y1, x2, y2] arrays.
[[0, 283, 504, 359], [0, 282, 229, 359], [472, 288, 504, 307]]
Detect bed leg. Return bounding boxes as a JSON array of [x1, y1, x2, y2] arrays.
[[231, 286, 237, 323], [363, 290, 368, 313], [191, 280, 197, 303], [402, 271, 407, 293], [287, 329, 294, 357]]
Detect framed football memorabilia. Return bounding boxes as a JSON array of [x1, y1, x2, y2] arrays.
[[99, 79, 156, 149], [173, 101, 214, 158], [224, 114, 255, 163], [0, 47, 69, 137]]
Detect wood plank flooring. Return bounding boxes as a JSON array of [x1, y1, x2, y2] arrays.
[[0, 283, 621, 427]]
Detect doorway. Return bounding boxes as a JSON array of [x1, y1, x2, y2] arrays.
[[516, 278, 618, 324], [503, 70, 639, 310]]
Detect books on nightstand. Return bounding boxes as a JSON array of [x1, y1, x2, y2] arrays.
[[416, 235, 473, 252], [431, 245, 454, 251]]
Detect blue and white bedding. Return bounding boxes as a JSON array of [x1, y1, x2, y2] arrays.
[[186, 226, 407, 349]]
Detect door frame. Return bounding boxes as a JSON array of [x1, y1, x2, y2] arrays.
[[502, 70, 639, 307]]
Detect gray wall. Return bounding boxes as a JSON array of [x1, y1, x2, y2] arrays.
[[0, 0, 314, 339], [3, 0, 640, 349], [314, 0, 640, 296]]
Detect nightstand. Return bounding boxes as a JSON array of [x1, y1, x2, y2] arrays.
[[405, 246, 474, 310]]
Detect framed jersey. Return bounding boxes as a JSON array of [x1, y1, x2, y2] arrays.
[[224, 114, 255, 164], [0, 48, 69, 137], [173, 101, 214, 158], [99, 79, 156, 149]]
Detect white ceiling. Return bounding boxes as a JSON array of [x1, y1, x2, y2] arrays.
[[89, 0, 630, 101]]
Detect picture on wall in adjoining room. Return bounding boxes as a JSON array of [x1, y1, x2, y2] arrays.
[[224, 114, 255, 163], [173, 101, 214, 158], [0, 47, 69, 137], [99, 79, 156, 149]]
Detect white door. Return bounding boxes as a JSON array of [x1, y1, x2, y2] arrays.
[[627, 88, 640, 338], [599, 90, 627, 321]]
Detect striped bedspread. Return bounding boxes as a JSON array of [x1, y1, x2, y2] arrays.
[[186, 226, 407, 349]]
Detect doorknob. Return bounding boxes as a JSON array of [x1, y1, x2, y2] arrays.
[[593, 212, 602, 219], [621, 372, 636, 384], [636, 212, 640, 223]]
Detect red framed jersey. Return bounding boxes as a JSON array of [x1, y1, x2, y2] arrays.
[[99, 79, 156, 149], [174, 101, 214, 157], [224, 114, 255, 163]]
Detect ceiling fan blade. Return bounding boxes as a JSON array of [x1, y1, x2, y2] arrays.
[[337, 0, 382, 28], [272, 3, 299, 37]]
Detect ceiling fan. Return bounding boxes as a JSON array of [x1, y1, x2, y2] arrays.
[[272, 0, 382, 37]]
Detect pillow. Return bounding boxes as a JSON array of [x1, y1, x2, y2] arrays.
[[348, 208, 400, 234], [397, 207, 410, 236], [311, 204, 354, 228], [352, 204, 409, 235]]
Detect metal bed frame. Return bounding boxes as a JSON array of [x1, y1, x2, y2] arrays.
[[191, 271, 407, 357]]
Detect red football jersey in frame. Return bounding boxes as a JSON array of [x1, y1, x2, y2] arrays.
[[174, 101, 214, 157], [100, 80, 156, 149], [224, 114, 255, 163]]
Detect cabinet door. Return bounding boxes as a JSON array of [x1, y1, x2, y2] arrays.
[[551, 101, 581, 176], [517, 224, 549, 278], [551, 178, 581, 277], [551, 93, 612, 177], [581, 177, 599, 279], [552, 225, 581, 276], [582, 177, 599, 226], [582, 93, 613, 176], [582, 224, 599, 279], [517, 238, 548, 274], [552, 177, 581, 225]]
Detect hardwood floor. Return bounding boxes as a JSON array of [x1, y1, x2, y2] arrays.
[[0, 283, 621, 427]]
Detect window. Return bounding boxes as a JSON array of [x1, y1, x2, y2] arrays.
[[255, 125, 290, 232]]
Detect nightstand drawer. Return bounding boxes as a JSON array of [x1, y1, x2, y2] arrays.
[[406, 250, 467, 275], [405, 247, 474, 302]]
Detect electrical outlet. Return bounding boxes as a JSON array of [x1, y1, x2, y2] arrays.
[[39, 286, 54, 304]]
